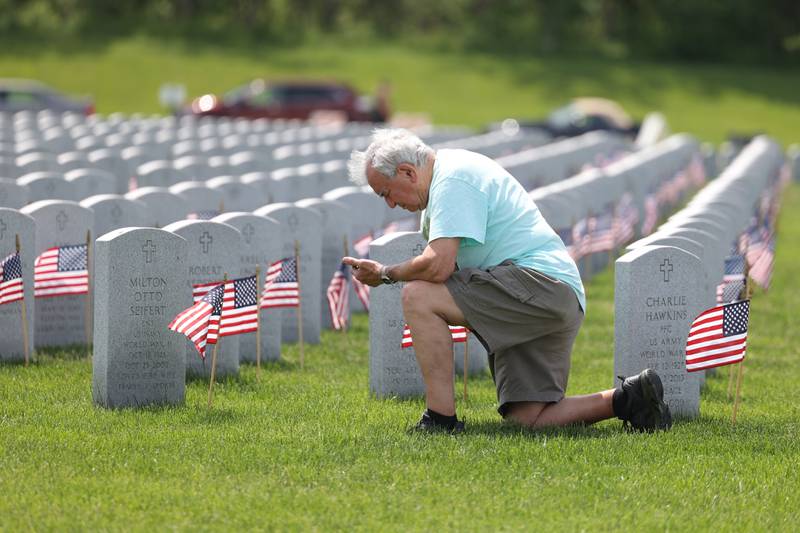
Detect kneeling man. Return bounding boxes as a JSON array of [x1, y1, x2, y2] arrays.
[[345, 128, 671, 434]]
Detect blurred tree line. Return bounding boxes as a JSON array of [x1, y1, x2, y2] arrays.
[[1, 0, 799, 64]]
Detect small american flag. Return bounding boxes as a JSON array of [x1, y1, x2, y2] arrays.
[[641, 193, 659, 236], [0, 252, 24, 306], [613, 194, 639, 247], [401, 324, 468, 348], [352, 277, 370, 311], [745, 220, 774, 290], [261, 257, 300, 308], [34, 244, 89, 298], [168, 282, 224, 358], [220, 276, 259, 337], [685, 300, 749, 372], [584, 210, 615, 254], [749, 237, 774, 290], [570, 218, 591, 260], [326, 262, 350, 330], [716, 253, 746, 304]]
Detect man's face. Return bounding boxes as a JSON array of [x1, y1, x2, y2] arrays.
[[366, 163, 423, 212]]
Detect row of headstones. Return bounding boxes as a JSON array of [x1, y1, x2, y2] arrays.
[[498, 131, 632, 190], [0, 130, 572, 210], [0, 118, 475, 180], [613, 135, 786, 419], [363, 133, 708, 398], [0, 128, 529, 198], [0, 176, 413, 245], [1, 113, 374, 151], [0, 197, 368, 362], [2, 130, 633, 213], [530, 134, 706, 281]]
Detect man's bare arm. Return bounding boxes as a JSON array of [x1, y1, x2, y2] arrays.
[[343, 237, 460, 286]]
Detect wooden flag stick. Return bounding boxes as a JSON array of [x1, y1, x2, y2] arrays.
[[85, 230, 92, 356], [255, 265, 262, 383], [462, 334, 468, 403], [207, 340, 221, 409], [15, 235, 30, 367], [731, 359, 745, 424], [208, 273, 228, 408], [341, 235, 350, 335], [294, 240, 305, 369], [732, 261, 752, 424]]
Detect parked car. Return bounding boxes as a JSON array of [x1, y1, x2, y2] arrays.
[[0, 79, 94, 115], [186, 79, 389, 122], [488, 97, 639, 138]]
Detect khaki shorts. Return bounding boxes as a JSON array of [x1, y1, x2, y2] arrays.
[[445, 261, 584, 416]]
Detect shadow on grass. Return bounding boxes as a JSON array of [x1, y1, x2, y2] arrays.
[[459, 419, 616, 440]]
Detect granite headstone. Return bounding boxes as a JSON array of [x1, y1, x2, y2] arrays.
[[614, 245, 704, 418], [20, 200, 94, 348], [212, 212, 283, 363], [92, 228, 188, 407], [162, 219, 241, 378], [0, 208, 35, 362]]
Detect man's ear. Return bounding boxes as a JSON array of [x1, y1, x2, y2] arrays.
[[396, 163, 417, 182]]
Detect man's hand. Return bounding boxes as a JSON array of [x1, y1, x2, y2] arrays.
[[342, 256, 384, 287]]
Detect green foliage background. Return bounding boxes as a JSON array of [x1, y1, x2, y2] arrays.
[[1, 0, 799, 64]]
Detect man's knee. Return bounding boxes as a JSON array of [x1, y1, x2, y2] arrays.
[[402, 280, 436, 314]]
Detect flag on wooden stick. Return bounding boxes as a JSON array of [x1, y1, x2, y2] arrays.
[[261, 257, 300, 308], [33, 244, 89, 298], [0, 251, 24, 306], [685, 300, 750, 373], [168, 282, 225, 358], [326, 262, 350, 331]]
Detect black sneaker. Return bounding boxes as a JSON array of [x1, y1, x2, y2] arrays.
[[615, 369, 673, 432], [408, 411, 465, 435]]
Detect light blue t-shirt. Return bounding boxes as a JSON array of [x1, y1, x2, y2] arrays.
[[422, 149, 586, 311]]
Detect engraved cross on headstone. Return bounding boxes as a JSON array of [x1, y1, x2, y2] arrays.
[[0, 219, 6, 240], [412, 243, 425, 256], [660, 258, 673, 282], [199, 231, 213, 254], [288, 213, 299, 231], [56, 210, 68, 231], [242, 223, 255, 245], [142, 240, 156, 263]]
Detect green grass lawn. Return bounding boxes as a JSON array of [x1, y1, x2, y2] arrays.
[[1, 183, 798, 530], [1, 36, 799, 145]]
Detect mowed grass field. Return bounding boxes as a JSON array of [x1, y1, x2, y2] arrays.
[[1, 38, 799, 530], [1, 36, 800, 144], [1, 186, 798, 531]]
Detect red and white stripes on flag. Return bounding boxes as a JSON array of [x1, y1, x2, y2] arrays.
[[326, 262, 349, 330], [352, 277, 370, 311], [169, 282, 225, 358], [685, 300, 749, 372], [0, 251, 24, 306], [401, 324, 468, 348], [192, 276, 260, 337], [261, 257, 300, 308], [33, 244, 89, 298]]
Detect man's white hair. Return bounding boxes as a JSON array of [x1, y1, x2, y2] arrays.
[[348, 128, 434, 185]]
